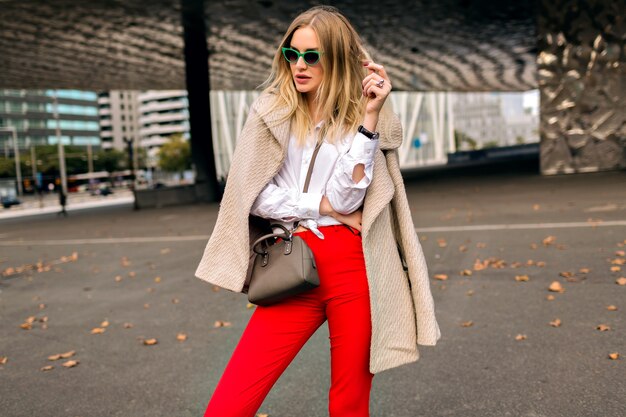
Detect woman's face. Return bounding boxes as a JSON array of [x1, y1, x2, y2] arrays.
[[288, 26, 324, 99]]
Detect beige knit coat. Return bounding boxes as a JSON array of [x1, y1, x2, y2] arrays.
[[195, 92, 441, 374]]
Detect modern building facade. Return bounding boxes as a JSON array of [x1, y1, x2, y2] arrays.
[[137, 90, 190, 169], [97, 90, 141, 151], [0, 89, 100, 153], [453, 92, 539, 150]]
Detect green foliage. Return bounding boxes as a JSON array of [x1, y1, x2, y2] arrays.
[[158, 133, 191, 173], [454, 130, 478, 150]]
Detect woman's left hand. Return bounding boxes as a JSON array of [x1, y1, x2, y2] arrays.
[[362, 61, 392, 115]]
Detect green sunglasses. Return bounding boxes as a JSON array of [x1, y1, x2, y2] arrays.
[[281, 47, 323, 65]]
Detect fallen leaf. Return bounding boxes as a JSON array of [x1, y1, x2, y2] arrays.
[[466, 290, 474, 296], [434, 274, 448, 281], [90, 327, 106, 334], [532, 204, 540, 211], [546, 294, 555, 301], [114, 275, 123, 282], [121, 257, 131, 267], [246, 303, 255, 309], [461, 321, 474, 327], [542, 236, 556, 246], [123, 323, 134, 329], [476, 242, 486, 248], [62, 360, 79, 368], [437, 238, 447, 248], [548, 281, 565, 293], [530, 243, 538, 249], [596, 324, 611, 331], [212, 286, 220, 292], [214, 321, 232, 328], [536, 261, 547, 267], [608, 352, 620, 360], [160, 248, 171, 255], [458, 245, 468, 252], [39, 303, 46, 310], [171, 298, 180, 304], [549, 318, 562, 327], [20, 322, 32, 330], [616, 250, 625, 257], [144, 303, 150, 309], [526, 259, 535, 266], [0, 356, 7, 365], [143, 338, 158, 346], [616, 277, 626, 286], [257, 413, 269, 417], [515, 334, 527, 341], [610, 266, 621, 272], [40, 365, 54, 371], [606, 305, 618, 311], [26, 316, 36, 324], [60, 350, 75, 359], [101, 320, 110, 328], [515, 275, 530, 282], [579, 268, 590, 274], [611, 258, 626, 265], [154, 277, 161, 283], [460, 269, 473, 276], [559, 271, 574, 278], [128, 271, 137, 278], [176, 333, 187, 342]]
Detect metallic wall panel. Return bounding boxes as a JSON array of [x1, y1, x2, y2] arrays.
[[538, 0, 626, 174]]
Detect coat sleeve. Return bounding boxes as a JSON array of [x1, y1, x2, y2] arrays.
[[386, 149, 442, 346]]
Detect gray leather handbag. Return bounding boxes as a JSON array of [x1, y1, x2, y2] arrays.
[[245, 140, 323, 306]]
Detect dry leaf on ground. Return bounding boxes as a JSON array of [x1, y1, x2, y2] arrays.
[[0, 356, 7, 364], [606, 305, 618, 311], [461, 321, 474, 327], [176, 333, 187, 342], [460, 269, 472, 276], [608, 352, 620, 360], [616, 277, 626, 286], [596, 324, 611, 331], [62, 360, 79, 368], [143, 338, 158, 346], [214, 321, 232, 328], [434, 274, 448, 281], [549, 318, 562, 327], [515, 275, 529, 282], [40, 365, 54, 371], [548, 281, 565, 293], [90, 327, 106, 334], [515, 334, 527, 341]]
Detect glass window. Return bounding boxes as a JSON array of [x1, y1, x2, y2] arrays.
[[45, 90, 98, 101], [46, 120, 100, 131]]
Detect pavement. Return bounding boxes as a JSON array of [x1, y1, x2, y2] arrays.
[[0, 166, 625, 417]]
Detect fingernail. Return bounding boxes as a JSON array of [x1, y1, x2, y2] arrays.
[[362, 61, 370, 66]]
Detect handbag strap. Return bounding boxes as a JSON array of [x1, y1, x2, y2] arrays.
[[292, 139, 323, 231], [302, 140, 323, 193]]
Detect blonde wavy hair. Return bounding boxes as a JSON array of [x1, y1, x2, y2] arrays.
[[258, 5, 371, 145]]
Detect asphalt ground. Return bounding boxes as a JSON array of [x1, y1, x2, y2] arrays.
[[1, 167, 625, 417]]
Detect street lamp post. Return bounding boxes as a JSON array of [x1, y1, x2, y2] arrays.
[[123, 137, 138, 210], [0, 126, 22, 196]]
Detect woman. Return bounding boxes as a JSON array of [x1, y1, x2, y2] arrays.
[[195, 6, 440, 416]]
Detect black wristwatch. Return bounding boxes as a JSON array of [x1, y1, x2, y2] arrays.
[[357, 125, 380, 140]]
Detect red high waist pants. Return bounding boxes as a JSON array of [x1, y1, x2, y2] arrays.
[[204, 225, 374, 417]]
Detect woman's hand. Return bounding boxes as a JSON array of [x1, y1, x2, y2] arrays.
[[362, 61, 392, 117], [333, 209, 363, 232], [319, 196, 363, 232]]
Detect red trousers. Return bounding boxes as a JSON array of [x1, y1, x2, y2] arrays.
[[204, 225, 374, 417]]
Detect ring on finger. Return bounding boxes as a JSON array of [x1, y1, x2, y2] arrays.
[[375, 79, 385, 88]]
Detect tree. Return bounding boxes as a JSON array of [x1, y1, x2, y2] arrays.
[[158, 133, 191, 176]]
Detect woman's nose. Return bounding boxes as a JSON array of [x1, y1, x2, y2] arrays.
[[295, 56, 307, 69]]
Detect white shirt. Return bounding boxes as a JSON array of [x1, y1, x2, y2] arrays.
[[250, 123, 379, 239]]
